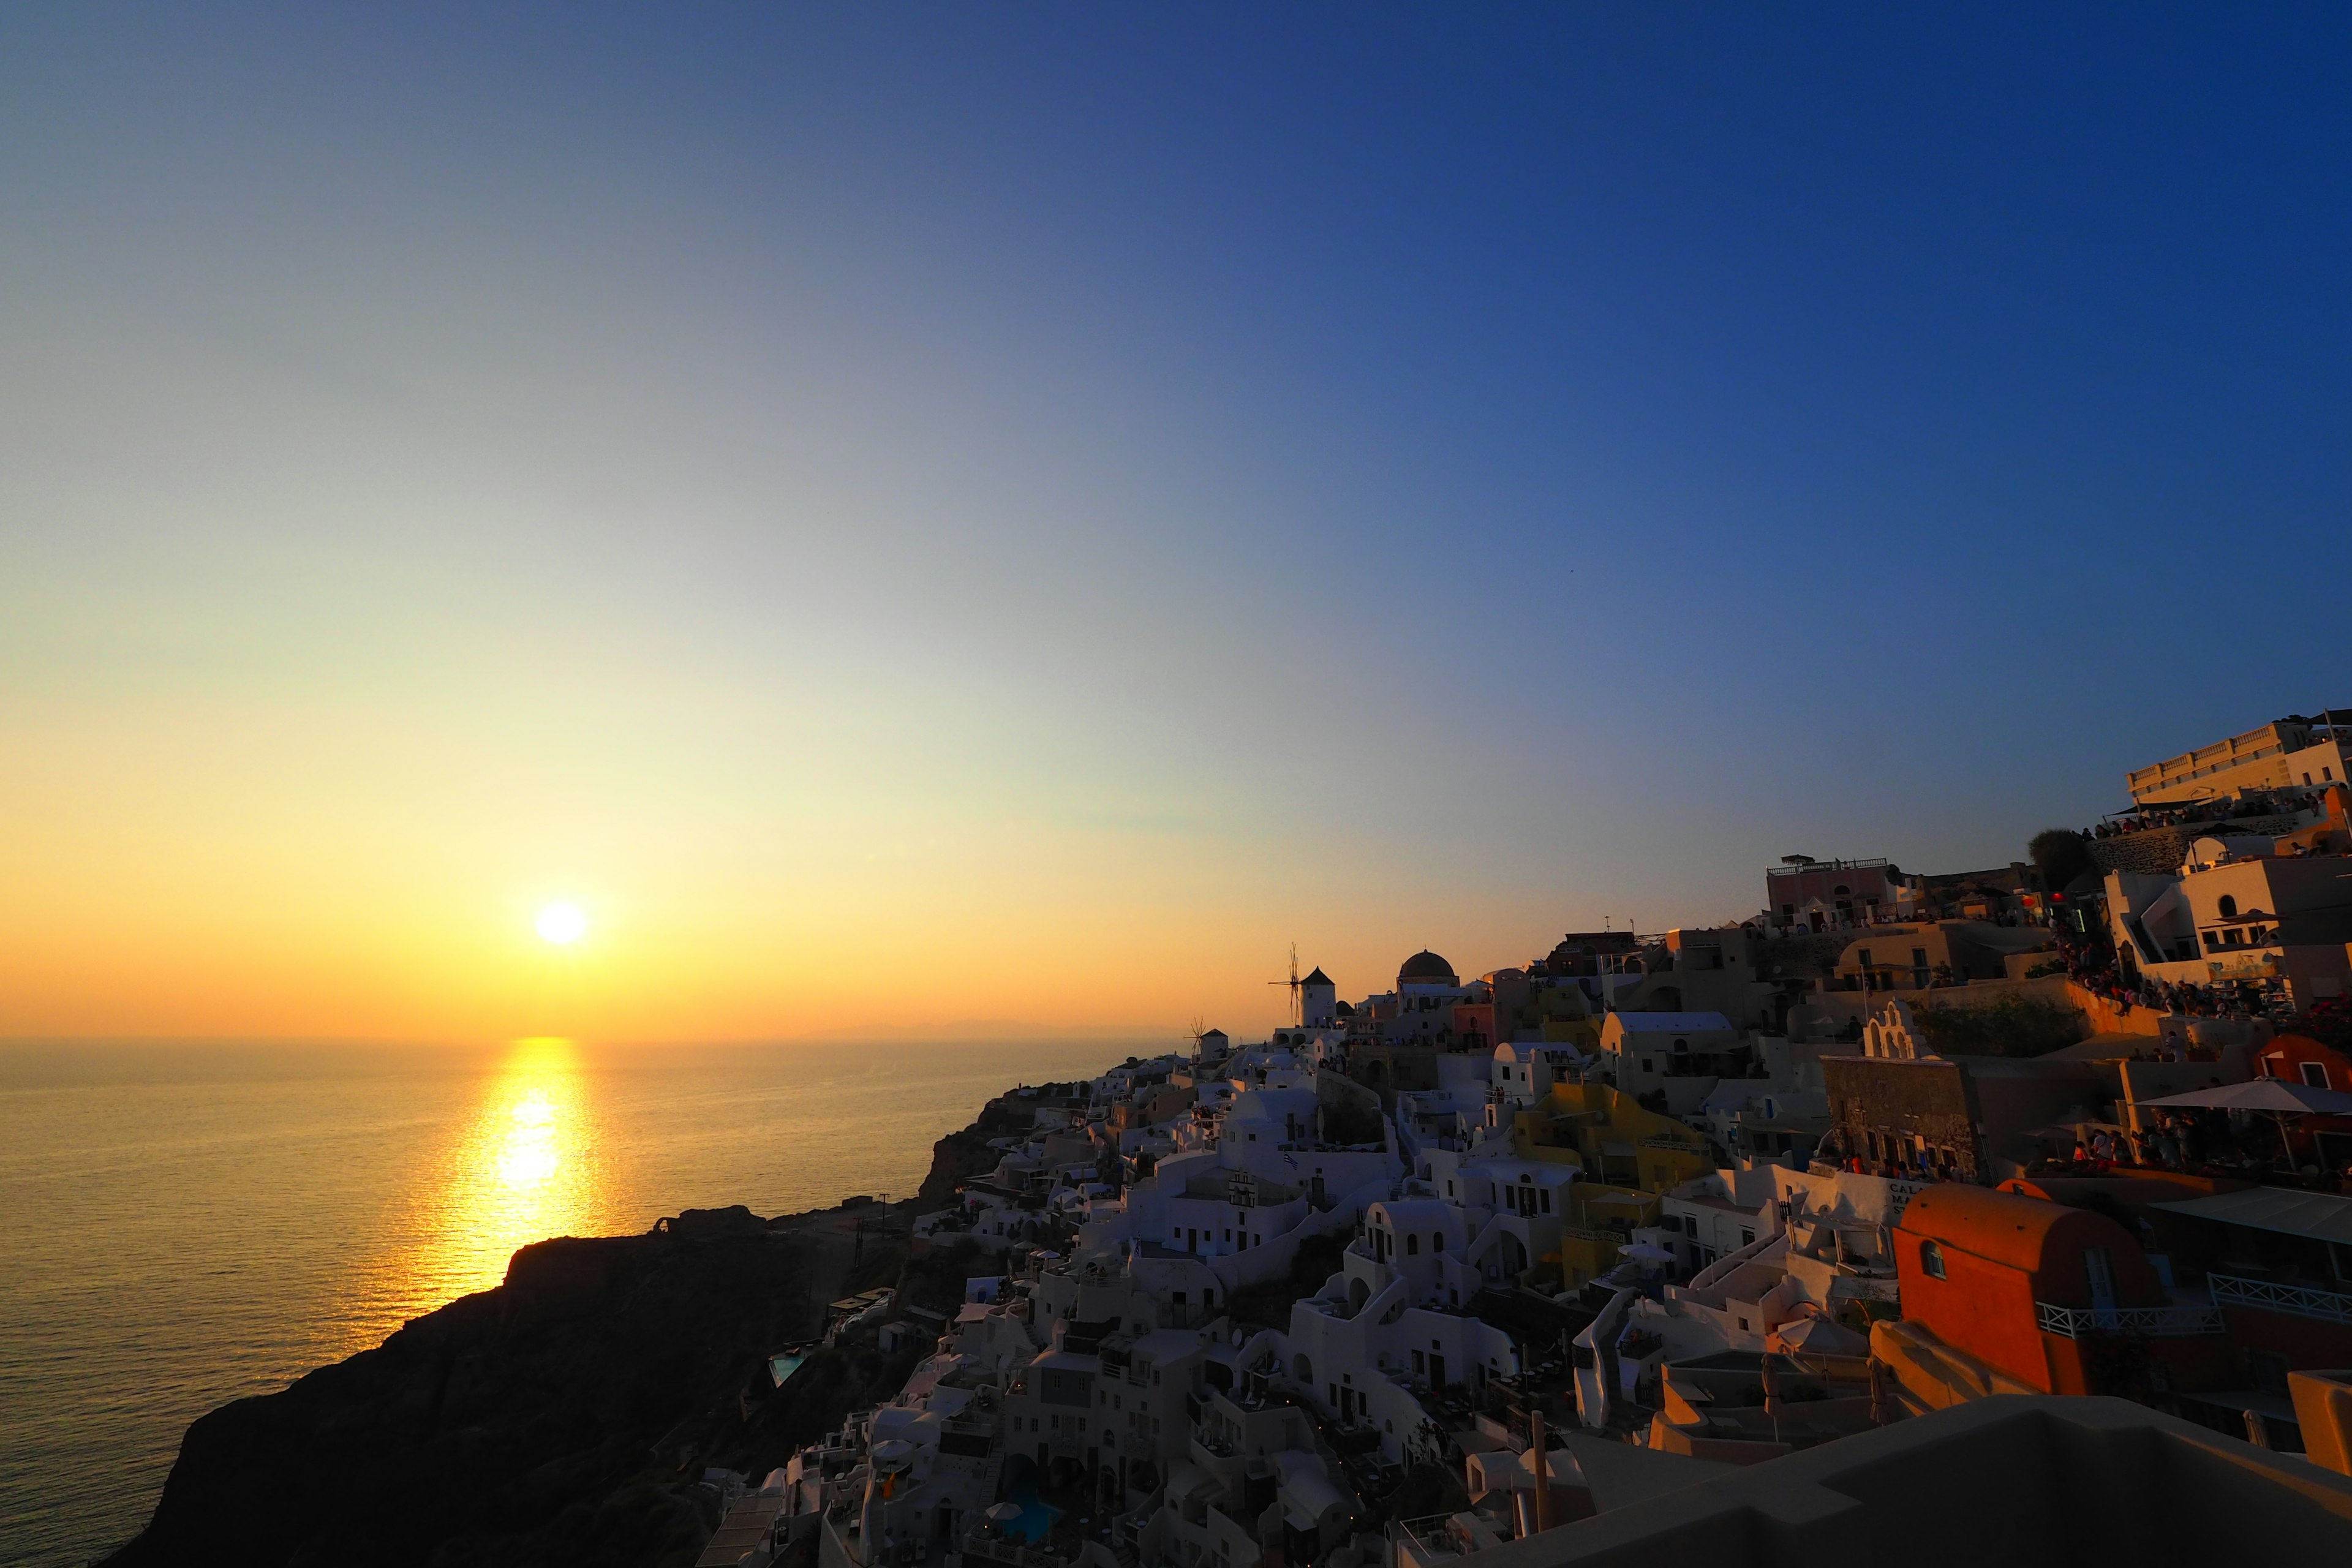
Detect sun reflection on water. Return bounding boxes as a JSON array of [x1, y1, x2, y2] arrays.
[[388, 1038, 614, 1330]]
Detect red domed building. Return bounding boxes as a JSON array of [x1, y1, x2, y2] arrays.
[[1894, 1184, 2235, 1397]]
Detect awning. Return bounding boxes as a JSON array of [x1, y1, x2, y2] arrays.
[[2150, 1186, 2352, 1246], [2140, 1080, 2352, 1114]]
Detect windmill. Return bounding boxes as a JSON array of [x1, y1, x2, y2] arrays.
[[1267, 943, 1302, 1027], [1185, 1014, 1209, 1058]]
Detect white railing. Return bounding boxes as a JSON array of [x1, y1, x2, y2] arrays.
[[2208, 1273, 2352, 1325], [2034, 1300, 2226, 1338]]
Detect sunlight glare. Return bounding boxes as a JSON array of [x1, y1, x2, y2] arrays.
[[380, 1038, 612, 1341], [535, 902, 589, 945]]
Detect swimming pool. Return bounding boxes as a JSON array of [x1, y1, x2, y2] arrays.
[[1001, 1471, 1062, 1542]]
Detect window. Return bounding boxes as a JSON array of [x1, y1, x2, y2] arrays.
[[1858, 948, 1874, 968], [1740, 1228, 1754, 1246], [1910, 948, 1928, 967], [1921, 1240, 1947, 1280], [2218, 895, 2239, 919], [1539, 1190, 1551, 1213], [2304, 1061, 2331, 1090], [1406, 1232, 1420, 1256]]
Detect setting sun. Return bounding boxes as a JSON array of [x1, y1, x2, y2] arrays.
[[533, 903, 589, 946]]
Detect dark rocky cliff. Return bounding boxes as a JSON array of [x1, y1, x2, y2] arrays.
[[104, 1109, 1030, 1568]]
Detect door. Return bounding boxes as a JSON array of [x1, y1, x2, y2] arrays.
[[1429, 1354, 1446, 1390], [2084, 1246, 2116, 1327]]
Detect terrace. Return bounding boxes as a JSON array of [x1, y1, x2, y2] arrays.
[[1391, 1510, 1508, 1568]]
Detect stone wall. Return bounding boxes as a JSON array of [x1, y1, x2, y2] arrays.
[[1822, 1057, 1982, 1179], [2088, 816, 2302, 875]]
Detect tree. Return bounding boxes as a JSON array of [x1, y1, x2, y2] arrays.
[[2029, 827, 2094, 892]]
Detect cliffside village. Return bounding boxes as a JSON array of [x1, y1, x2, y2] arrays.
[[702, 712, 2352, 1567]]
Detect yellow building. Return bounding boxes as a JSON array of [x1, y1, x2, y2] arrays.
[[1512, 1082, 1716, 1286], [1530, 988, 1601, 1050]]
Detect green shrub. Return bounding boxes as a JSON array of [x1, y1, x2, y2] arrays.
[[1914, 995, 2085, 1057]]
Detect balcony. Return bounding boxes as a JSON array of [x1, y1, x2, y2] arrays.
[[2208, 1272, 2352, 1326], [2034, 1301, 2226, 1338], [1392, 1511, 1506, 1568]]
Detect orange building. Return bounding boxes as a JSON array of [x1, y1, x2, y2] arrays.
[[1894, 1185, 2234, 1396], [2256, 1031, 2352, 1093]]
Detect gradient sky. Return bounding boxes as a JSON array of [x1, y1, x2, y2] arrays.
[[4, 6, 2348, 1042]]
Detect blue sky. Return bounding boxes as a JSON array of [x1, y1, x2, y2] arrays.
[[3, 6, 2348, 1036]]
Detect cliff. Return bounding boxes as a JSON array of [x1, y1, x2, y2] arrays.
[[104, 1106, 1034, 1568]]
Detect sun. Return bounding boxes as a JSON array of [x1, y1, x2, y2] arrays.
[[534, 902, 589, 946]]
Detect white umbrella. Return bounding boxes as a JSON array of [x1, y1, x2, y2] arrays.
[[2140, 1079, 2352, 1114], [2140, 1077, 2352, 1167], [1619, 1242, 1677, 1265]]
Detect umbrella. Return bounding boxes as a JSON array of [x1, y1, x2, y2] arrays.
[[2139, 1077, 2352, 1169], [2141, 1080, 2352, 1114], [1619, 1242, 1678, 1265]]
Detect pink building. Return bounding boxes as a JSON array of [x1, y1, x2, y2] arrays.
[[1766, 856, 1921, 932]]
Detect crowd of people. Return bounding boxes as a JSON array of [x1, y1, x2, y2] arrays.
[[2034, 1109, 2352, 1193], [2088, 788, 2327, 840], [2049, 932, 2298, 1023]]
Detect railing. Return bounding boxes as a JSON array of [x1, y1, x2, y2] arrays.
[[1392, 1513, 1466, 1561], [961, 1526, 1072, 1568], [2034, 1300, 2227, 1338], [2209, 1273, 2352, 1325]]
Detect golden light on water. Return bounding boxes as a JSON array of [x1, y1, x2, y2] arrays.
[[390, 1038, 615, 1329]]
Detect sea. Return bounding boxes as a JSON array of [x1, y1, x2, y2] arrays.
[[0, 1036, 1142, 1567]]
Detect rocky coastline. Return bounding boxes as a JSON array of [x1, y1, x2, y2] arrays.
[[100, 1094, 1033, 1568]]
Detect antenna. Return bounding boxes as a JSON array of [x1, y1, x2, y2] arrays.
[[1267, 943, 1301, 1027]]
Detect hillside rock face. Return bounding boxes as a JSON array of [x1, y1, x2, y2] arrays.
[[103, 1107, 1023, 1568], [105, 1225, 819, 1567]]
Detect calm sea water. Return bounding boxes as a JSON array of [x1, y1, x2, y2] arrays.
[[0, 1036, 1138, 1567]]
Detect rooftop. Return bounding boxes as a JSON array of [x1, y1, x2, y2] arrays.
[[1604, 1012, 1735, 1033], [1444, 1396, 2352, 1566], [2151, 1186, 2352, 1246]]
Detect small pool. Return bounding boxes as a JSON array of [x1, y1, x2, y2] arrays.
[[1001, 1475, 1062, 1542], [769, 1352, 809, 1389]]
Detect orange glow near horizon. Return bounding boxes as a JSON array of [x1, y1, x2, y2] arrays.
[[0, 698, 1584, 1042]]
